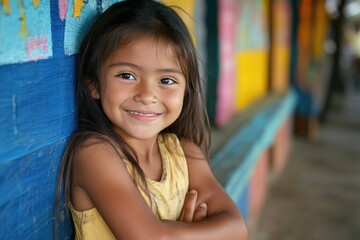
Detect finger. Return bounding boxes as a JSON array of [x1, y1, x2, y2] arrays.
[[193, 203, 207, 222], [179, 189, 198, 222], [180, 190, 197, 222]]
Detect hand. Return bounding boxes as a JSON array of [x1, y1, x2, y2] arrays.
[[178, 189, 207, 222]]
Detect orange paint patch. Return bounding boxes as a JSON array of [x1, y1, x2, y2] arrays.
[[73, 0, 84, 17], [2, 0, 11, 14], [33, 0, 39, 8]]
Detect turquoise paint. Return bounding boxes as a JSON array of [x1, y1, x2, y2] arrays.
[[210, 90, 297, 202], [236, 184, 249, 222], [0, 1, 53, 65]]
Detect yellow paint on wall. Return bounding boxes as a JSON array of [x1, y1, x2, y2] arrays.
[[73, 0, 84, 17], [161, 0, 196, 43], [2, 0, 11, 14], [272, 47, 290, 92], [33, 0, 39, 8], [17, 0, 27, 37], [235, 50, 269, 111]]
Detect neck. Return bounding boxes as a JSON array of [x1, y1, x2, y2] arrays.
[[124, 135, 160, 164]]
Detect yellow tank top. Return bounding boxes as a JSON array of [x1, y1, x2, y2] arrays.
[[69, 133, 189, 239]]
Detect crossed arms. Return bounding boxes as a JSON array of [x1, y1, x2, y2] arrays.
[[71, 138, 248, 239]]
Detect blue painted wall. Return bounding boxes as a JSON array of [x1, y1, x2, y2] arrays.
[[0, 2, 76, 239]]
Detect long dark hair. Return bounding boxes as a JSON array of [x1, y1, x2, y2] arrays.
[[54, 0, 210, 237]]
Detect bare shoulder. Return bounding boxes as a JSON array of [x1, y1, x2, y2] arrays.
[[71, 136, 129, 209], [73, 137, 121, 177], [75, 136, 119, 162], [179, 139, 207, 161]]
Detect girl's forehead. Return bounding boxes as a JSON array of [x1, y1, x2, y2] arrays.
[[120, 35, 177, 55], [106, 35, 182, 66]]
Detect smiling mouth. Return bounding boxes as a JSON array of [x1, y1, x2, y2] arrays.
[[127, 110, 160, 117]]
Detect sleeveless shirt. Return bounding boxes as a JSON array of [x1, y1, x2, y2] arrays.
[[69, 133, 189, 239]]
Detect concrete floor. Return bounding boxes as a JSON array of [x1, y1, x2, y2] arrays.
[[253, 90, 360, 240]]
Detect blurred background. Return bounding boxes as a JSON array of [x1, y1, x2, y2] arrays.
[[167, 0, 360, 239], [0, 0, 360, 239]]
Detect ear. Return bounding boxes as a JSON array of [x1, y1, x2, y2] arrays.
[[89, 83, 100, 99]]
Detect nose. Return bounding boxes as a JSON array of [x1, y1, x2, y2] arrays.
[[134, 81, 157, 104]]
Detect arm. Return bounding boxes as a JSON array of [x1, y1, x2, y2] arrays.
[[73, 140, 247, 239], [72, 140, 166, 239], [178, 140, 248, 239]]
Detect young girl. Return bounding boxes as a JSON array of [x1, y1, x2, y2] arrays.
[[56, 0, 247, 239]]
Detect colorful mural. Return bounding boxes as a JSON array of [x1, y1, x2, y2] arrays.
[[0, 0, 52, 65], [61, 0, 195, 56], [235, 0, 269, 111], [236, 0, 268, 51], [62, 0, 122, 55]]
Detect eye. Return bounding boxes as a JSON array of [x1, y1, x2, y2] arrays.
[[116, 73, 135, 80], [160, 78, 176, 85]]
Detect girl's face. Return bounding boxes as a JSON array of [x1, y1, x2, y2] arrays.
[[92, 36, 186, 141]]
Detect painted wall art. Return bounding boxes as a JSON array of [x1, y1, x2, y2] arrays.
[[0, 0, 52, 65], [61, 0, 121, 55]]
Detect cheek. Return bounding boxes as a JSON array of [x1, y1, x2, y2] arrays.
[[100, 87, 123, 112], [169, 90, 185, 113], [103, 83, 126, 101]]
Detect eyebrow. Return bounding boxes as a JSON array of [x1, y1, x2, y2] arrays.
[[108, 62, 139, 69], [108, 62, 184, 75]]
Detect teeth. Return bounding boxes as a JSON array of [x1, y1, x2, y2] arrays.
[[128, 111, 157, 116]]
